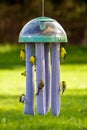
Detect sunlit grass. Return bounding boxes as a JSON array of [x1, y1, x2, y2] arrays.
[[61, 64, 87, 89], [0, 68, 26, 95], [0, 44, 87, 130]]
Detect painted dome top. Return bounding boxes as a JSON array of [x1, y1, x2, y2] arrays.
[[18, 17, 67, 43]]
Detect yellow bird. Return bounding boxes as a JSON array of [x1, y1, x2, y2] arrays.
[[21, 71, 26, 76], [60, 47, 67, 60], [29, 55, 36, 65], [36, 80, 44, 95], [20, 50, 26, 61], [61, 81, 66, 94]]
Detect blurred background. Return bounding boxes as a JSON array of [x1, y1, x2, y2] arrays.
[[0, 0, 87, 44]]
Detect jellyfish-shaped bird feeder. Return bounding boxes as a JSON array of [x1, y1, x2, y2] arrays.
[[18, 17, 67, 116]]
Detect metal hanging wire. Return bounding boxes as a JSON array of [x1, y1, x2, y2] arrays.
[[42, 0, 44, 17]]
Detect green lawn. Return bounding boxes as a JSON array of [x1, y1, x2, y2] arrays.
[[0, 44, 87, 130]]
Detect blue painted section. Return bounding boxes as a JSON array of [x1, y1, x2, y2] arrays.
[[24, 43, 34, 115], [36, 43, 46, 114], [44, 44, 51, 113], [52, 43, 60, 116]]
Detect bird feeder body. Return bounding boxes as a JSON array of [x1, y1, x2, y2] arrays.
[[18, 17, 67, 116]]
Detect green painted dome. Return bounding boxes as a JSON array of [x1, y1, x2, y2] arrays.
[[18, 17, 67, 43]]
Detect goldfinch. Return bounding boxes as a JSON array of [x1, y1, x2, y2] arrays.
[[20, 50, 26, 61], [36, 80, 44, 95], [29, 55, 36, 65], [61, 81, 66, 94], [61, 47, 67, 60]]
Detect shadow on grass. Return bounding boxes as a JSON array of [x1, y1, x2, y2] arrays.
[[0, 50, 25, 69], [0, 93, 87, 130], [60, 45, 87, 65]]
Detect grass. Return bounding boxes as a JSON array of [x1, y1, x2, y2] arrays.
[[0, 44, 87, 130]]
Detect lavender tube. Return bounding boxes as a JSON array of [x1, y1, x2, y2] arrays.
[[44, 44, 51, 113], [52, 43, 60, 116], [36, 43, 46, 114], [24, 43, 34, 115]]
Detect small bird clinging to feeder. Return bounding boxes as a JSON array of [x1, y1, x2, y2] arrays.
[[61, 81, 66, 94], [29, 55, 36, 71], [29, 55, 36, 65], [19, 94, 25, 103], [20, 50, 26, 61], [60, 47, 67, 61], [36, 80, 44, 95]]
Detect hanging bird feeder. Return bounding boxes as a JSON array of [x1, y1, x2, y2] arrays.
[[18, 1, 67, 116]]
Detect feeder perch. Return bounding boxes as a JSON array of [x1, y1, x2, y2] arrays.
[[18, 17, 67, 116]]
